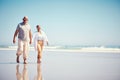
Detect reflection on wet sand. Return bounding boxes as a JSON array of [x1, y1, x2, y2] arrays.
[[16, 64, 42, 80], [34, 64, 42, 80], [16, 64, 29, 80]]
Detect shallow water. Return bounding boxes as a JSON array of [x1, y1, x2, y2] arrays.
[[0, 50, 120, 80]]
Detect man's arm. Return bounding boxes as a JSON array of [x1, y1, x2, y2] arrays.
[[29, 30, 32, 44], [13, 30, 19, 44]]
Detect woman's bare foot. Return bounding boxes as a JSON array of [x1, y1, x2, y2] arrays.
[[37, 59, 41, 63], [24, 58, 28, 64]]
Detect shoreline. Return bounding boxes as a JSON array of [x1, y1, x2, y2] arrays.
[[0, 47, 120, 53]]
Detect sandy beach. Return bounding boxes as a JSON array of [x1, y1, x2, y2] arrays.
[[0, 49, 120, 80]]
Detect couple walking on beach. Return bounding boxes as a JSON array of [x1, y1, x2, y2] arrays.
[[13, 16, 48, 64]]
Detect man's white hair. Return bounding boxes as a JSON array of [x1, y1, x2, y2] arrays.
[[23, 16, 28, 20]]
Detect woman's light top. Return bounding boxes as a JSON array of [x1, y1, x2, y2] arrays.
[[33, 30, 48, 51], [33, 30, 48, 42]]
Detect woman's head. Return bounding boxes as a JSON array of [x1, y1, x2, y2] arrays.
[[36, 25, 41, 32]]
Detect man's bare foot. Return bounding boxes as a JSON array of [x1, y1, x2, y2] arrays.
[[16, 56, 19, 63]]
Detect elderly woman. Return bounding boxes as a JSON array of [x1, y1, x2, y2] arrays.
[[33, 25, 48, 63]]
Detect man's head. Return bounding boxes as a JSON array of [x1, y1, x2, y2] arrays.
[[23, 16, 28, 24]]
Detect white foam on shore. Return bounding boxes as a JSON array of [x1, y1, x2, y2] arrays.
[[0, 47, 120, 53]]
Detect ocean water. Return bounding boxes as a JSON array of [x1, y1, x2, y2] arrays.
[[1, 45, 120, 49], [0, 49, 120, 80], [0, 45, 120, 53]]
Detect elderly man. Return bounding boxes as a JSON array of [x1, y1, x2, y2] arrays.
[[13, 16, 32, 64]]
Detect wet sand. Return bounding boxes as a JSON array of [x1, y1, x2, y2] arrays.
[[0, 50, 120, 80]]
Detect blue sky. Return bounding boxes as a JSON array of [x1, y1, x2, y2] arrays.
[[0, 0, 120, 46]]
